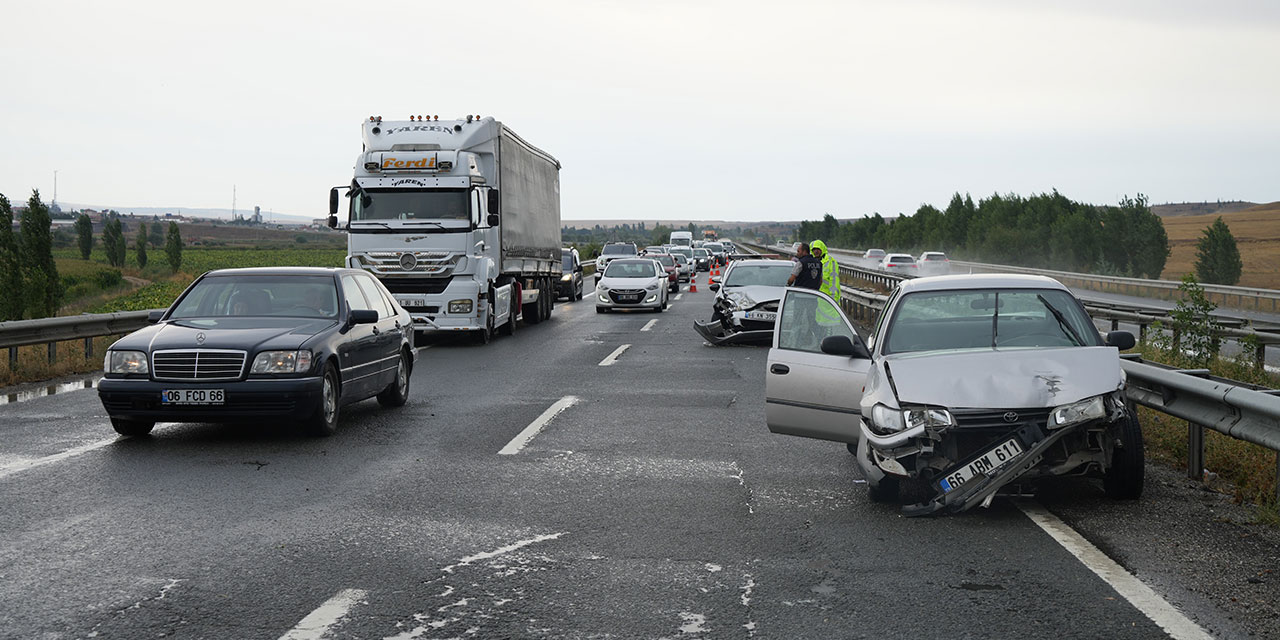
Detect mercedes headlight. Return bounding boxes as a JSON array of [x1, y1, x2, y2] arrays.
[[448, 299, 473, 314], [106, 350, 149, 374], [251, 350, 313, 374], [1050, 395, 1106, 429]]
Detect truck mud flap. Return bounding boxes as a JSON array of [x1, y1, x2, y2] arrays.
[[694, 319, 773, 346], [901, 425, 1078, 517]]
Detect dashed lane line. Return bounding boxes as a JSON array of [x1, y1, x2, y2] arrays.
[[278, 588, 368, 640], [0, 438, 117, 481], [498, 395, 580, 455], [1018, 502, 1213, 640], [675, 293, 684, 300], [641, 319, 658, 332], [598, 344, 631, 366]]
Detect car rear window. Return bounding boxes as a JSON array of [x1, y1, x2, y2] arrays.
[[924, 253, 948, 261], [603, 244, 637, 256]]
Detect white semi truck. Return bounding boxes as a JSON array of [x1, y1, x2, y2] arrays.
[[329, 115, 562, 343]]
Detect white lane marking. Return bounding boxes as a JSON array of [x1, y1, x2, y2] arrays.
[[598, 344, 631, 366], [641, 319, 658, 332], [675, 293, 684, 300], [498, 396, 580, 455], [279, 588, 368, 640], [0, 438, 117, 480], [441, 532, 567, 573], [1018, 503, 1213, 640]]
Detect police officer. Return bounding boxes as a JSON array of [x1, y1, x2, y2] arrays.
[[787, 242, 823, 290], [808, 240, 842, 332]]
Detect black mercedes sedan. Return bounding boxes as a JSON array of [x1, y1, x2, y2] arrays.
[[98, 267, 415, 437]]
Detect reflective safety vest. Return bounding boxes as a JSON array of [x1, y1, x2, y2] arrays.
[[816, 252, 841, 325]]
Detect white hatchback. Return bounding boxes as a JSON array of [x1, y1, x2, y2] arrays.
[[596, 259, 669, 313]]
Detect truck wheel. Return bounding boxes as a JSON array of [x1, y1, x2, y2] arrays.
[[304, 363, 341, 437], [541, 277, 554, 320], [501, 293, 517, 336], [1104, 411, 1144, 499], [523, 281, 543, 325], [111, 418, 154, 437], [475, 305, 494, 344]]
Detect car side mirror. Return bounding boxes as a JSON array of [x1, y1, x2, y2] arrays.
[[348, 309, 379, 326], [487, 189, 501, 215], [821, 335, 871, 359], [147, 310, 165, 323], [709, 283, 720, 291], [1106, 330, 1136, 351]]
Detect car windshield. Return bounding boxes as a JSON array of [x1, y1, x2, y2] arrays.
[[653, 255, 674, 267], [352, 189, 468, 221], [604, 261, 656, 278], [672, 254, 688, 265], [562, 253, 576, 270], [882, 288, 1100, 354], [169, 275, 340, 319], [724, 263, 793, 287], [866, 250, 885, 258], [602, 244, 637, 256], [694, 249, 710, 258], [704, 243, 724, 253], [669, 247, 693, 259], [886, 255, 916, 264]]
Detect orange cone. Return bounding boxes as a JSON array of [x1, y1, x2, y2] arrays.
[[689, 275, 698, 293]]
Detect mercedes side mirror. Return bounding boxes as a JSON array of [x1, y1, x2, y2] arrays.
[[147, 310, 165, 323], [327, 214, 337, 229], [348, 309, 379, 327], [487, 189, 501, 215], [1106, 330, 1136, 351], [329, 188, 339, 215], [487, 212, 499, 227]]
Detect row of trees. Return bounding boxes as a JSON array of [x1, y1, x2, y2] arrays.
[[76, 213, 183, 270], [796, 191, 1170, 278], [0, 191, 62, 320]]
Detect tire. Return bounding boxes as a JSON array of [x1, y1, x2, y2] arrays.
[[541, 277, 554, 320], [867, 476, 900, 503], [523, 285, 543, 325], [111, 418, 154, 437], [500, 292, 517, 337], [304, 363, 341, 437], [1104, 411, 1144, 499], [575, 279, 584, 301], [847, 442, 858, 455], [376, 350, 411, 408], [475, 307, 494, 344]]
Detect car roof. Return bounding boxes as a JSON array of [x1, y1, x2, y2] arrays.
[[884, 253, 915, 259], [728, 259, 792, 268], [898, 273, 1069, 294], [204, 266, 350, 278]]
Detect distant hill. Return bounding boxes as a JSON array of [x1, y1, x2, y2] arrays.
[[58, 202, 315, 225], [1160, 201, 1280, 289], [1150, 201, 1258, 218]]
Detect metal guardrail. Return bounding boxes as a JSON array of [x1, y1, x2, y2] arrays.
[[740, 240, 1280, 500], [0, 311, 154, 367]]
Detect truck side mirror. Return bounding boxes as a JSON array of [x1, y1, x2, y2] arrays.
[[327, 215, 337, 229], [487, 212, 500, 227], [487, 189, 501, 215], [329, 188, 339, 215]]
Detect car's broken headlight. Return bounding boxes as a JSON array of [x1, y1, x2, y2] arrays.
[[1050, 395, 1106, 429], [869, 404, 953, 434], [726, 292, 756, 310]]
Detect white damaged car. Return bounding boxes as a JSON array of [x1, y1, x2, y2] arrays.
[[764, 274, 1142, 515]]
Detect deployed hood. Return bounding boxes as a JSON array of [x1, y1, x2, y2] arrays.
[[114, 318, 337, 353], [884, 346, 1122, 409]]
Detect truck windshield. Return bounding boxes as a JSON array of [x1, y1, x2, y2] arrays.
[[353, 189, 469, 221]]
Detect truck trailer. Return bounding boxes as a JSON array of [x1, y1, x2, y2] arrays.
[[329, 115, 562, 343]]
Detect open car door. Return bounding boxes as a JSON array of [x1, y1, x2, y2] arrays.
[[765, 288, 872, 444]]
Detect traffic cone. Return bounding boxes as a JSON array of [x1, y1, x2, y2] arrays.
[[689, 275, 698, 293]]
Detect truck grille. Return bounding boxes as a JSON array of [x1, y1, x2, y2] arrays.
[[358, 251, 456, 276], [381, 277, 453, 295], [152, 350, 247, 381]]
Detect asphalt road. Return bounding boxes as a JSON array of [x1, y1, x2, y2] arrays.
[[1, 277, 1277, 639]]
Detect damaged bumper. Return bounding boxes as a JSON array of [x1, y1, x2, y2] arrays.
[[693, 318, 774, 346]]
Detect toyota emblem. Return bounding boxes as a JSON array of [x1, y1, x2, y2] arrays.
[[399, 252, 418, 270], [1002, 411, 1019, 423], [196, 332, 206, 345]]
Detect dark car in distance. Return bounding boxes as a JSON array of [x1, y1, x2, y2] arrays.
[[558, 248, 584, 300], [98, 267, 415, 437]]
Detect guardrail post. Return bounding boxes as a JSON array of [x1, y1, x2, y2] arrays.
[[47, 342, 56, 365], [7, 347, 15, 369], [84, 337, 94, 359], [1188, 421, 1205, 481], [1275, 452, 1280, 504], [1257, 342, 1267, 369]]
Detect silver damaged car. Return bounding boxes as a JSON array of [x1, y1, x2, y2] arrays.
[[764, 274, 1141, 515]]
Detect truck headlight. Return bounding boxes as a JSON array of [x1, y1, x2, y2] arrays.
[[448, 299, 473, 314], [1050, 395, 1106, 429], [251, 350, 312, 374], [106, 350, 149, 374]]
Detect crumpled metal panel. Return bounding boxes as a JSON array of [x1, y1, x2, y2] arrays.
[[884, 346, 1123, 409]]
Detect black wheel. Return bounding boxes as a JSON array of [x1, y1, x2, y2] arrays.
[[475, 307, 494, 344], [377, 350, 411, 408], [541, 277, 554, 320], [574, 279, 584, 301], [304, 363, 340, 437], [846, 442, 858, 455], [501, 292, 517, 336], [523, 286, 543, 325], [111, 418, 154, 437], [1104, 411, 1144, 499], [868, 476, 901, 503]]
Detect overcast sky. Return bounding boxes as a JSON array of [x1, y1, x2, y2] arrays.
[[3, 0, 1277, 222]]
